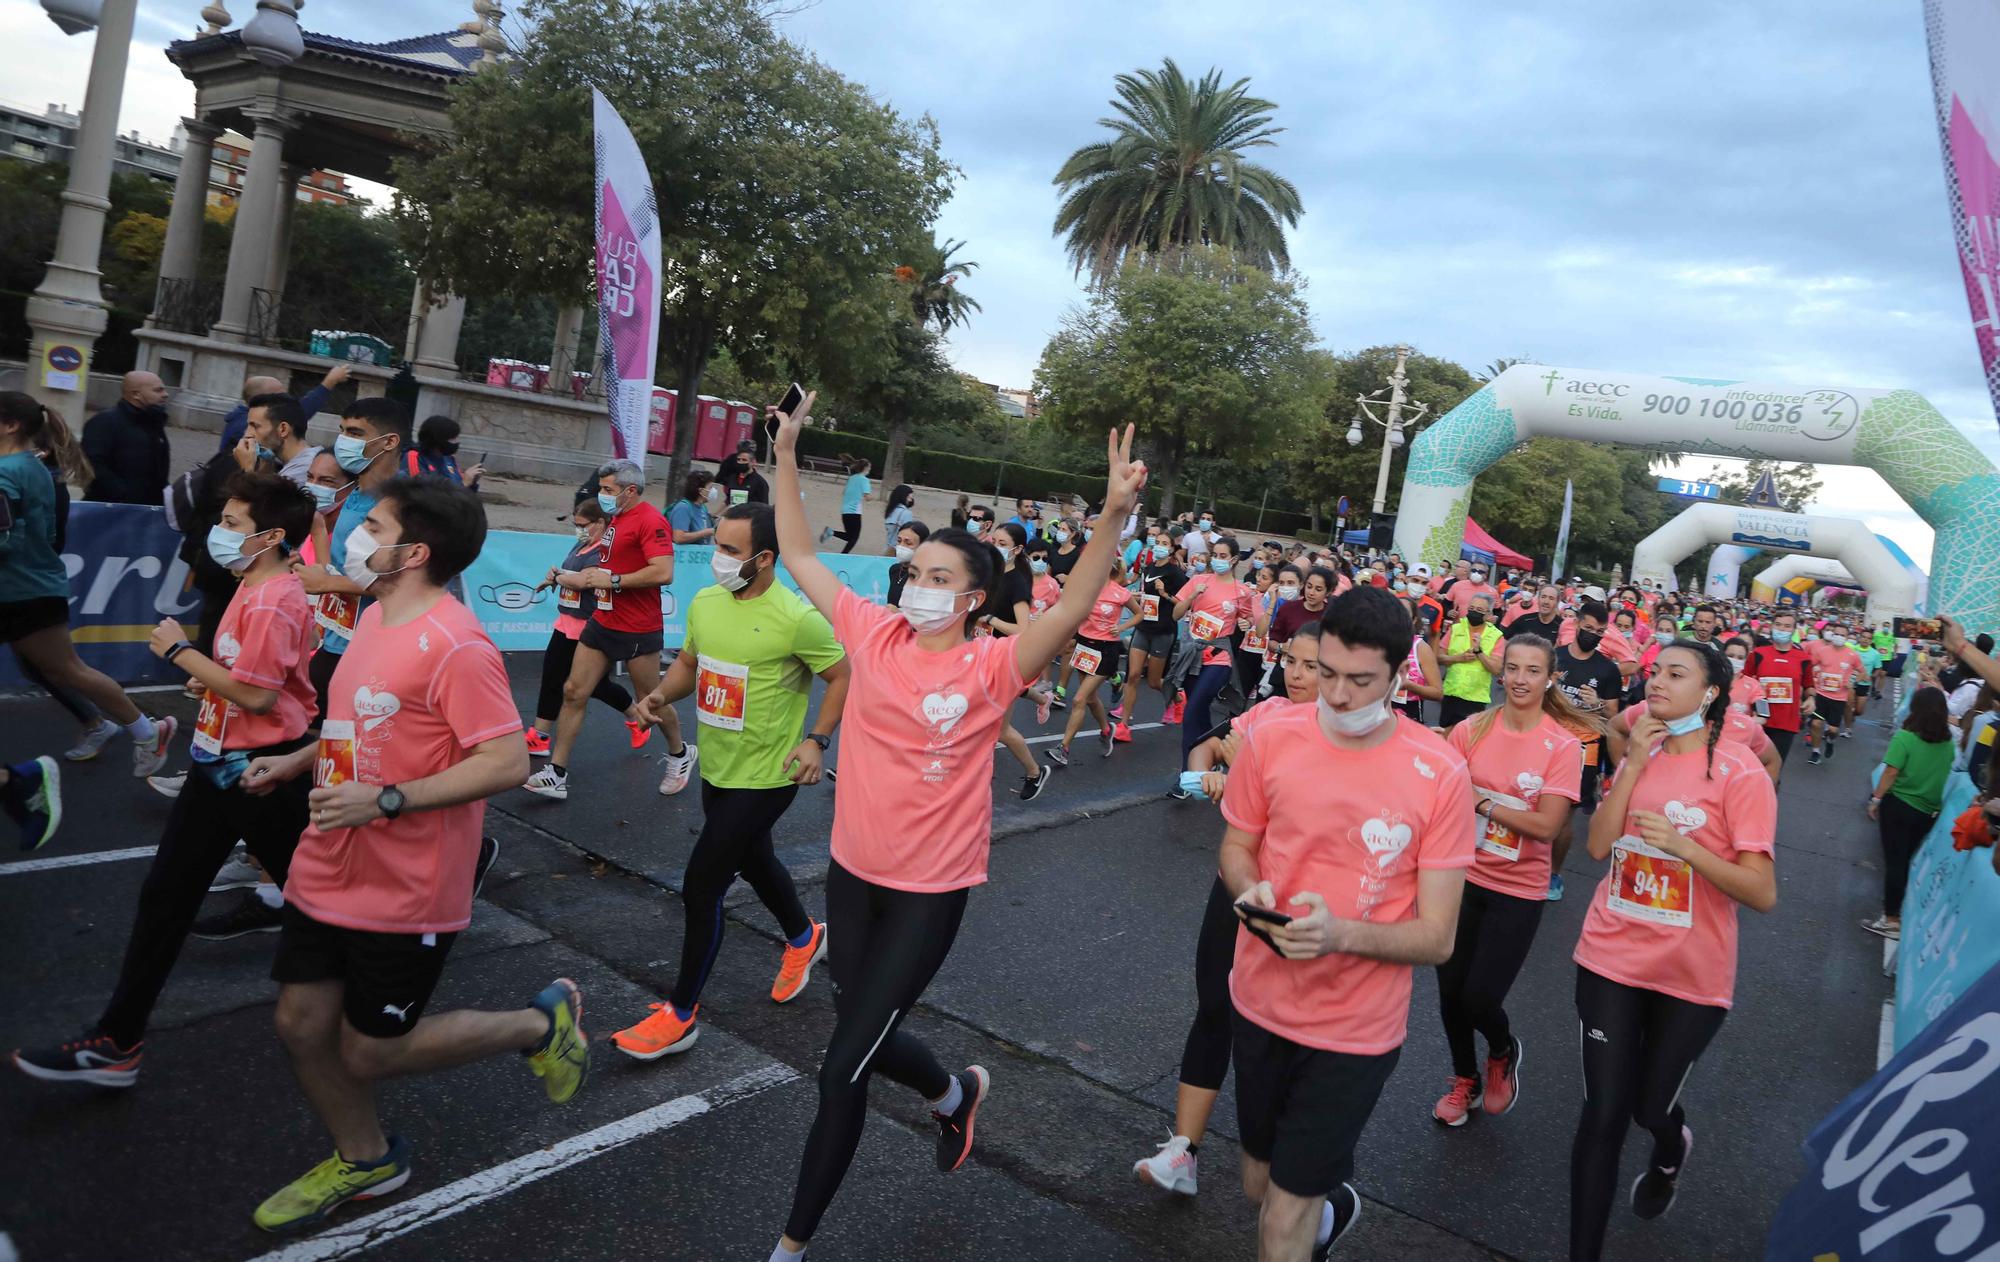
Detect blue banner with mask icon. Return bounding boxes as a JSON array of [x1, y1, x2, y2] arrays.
[[460, 531, 897, 652]]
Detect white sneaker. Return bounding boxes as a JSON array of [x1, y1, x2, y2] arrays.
[[522, 766, 569, 800], [210, 842, 262, 892], [146, 771, 188, 799], [1133, 1134, 1198, 1196], [658, 743, 698, 796], [63, 719, 121, 762], [131, 716, 177, 779]]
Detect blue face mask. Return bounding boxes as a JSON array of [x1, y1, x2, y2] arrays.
[[332, 433, 377, 474], [596, 491, 621, 516], [1773, 629, 1794, 645], [256, 445, 276, 465], [206, 524, 273, 573], [1151, 544, 1171, 561], [1248, 558, 1263, 570], [1083, 528, 1094, 541], [306, 482, 338, 511], [1029, 558, 1049, 575], [1210, 557, 1232, 573], [1661, 694, 1715, 737]]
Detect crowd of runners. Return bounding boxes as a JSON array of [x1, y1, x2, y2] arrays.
[[1, 379, 1990, 1260]]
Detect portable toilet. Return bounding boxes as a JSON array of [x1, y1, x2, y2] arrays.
[[646, 388, 678, 456], [692, 395, 734, 462], [724, 401, 759, 454]]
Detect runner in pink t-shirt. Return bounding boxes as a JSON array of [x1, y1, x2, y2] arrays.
[[1219, 588, 1476, 1257], [766, 397, 1150, 1255], [1051, 560, 1141, 765], [230, 477, 587, 1232], [1806, 632, 1866, 763], [1173, 541, 1255, 778], [1570, 642, 1778, 1256], [1430, 636, 1586, 1126], [1133, 621, 1322, 1198]]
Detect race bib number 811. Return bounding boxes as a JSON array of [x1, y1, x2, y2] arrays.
[[1608, 835, 1694, 928], [695, 655, 748, 731]]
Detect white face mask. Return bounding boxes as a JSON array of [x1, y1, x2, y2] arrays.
[[894, 544, 914, 563], [897, 584, 968, 635], [711, 550, 761, 593], [574, 526, 594, 544], [994, 545, 1014, 563], [1319, 690, 1393, 738], [1725, 656, 1745, 675], [341, 524, 408, 589], [1277, 584, 1301, 601]]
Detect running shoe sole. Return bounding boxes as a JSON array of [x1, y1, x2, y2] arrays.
[[773, 927, 827, 1005], [614, 1025, 698, 1060], [132, 717, 177, 779], [257, 1166, 412, 1235], [1316, 1183, 1362, 1259], [11, 1051, 139, 1088], [24, 755, 60, 851], [1485, 1038, 1523, 1116], [522, 777, 568, 801], [1132, 1154, 1197, 1196], [938, 1065, 989, 1173], [1630, 1127, 1692, 1219]]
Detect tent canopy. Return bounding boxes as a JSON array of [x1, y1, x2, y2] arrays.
[[1462, 517, 1532, 570]]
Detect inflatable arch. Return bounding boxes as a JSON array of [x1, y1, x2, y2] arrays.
[[1630, 502, 1915, 624], [1709, 534, 1930, 611], [1391, 365, 2000, 629], [1754, 555, 1861, 602]]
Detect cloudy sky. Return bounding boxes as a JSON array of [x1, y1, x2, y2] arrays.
[[6, 0, 1992, 568]]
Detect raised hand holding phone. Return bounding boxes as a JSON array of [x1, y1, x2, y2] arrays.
[[767, 387, 818, 455]]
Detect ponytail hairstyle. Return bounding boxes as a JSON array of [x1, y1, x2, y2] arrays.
[[1659, 639, 1733, 779], [31, 398, 93, 488], [922, 526, 1003, 638], [0, 391, 51, 449], [1465, 633, 1606, 748]]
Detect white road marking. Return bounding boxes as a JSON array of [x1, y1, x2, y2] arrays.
[[242, 1062, 799, 1262], [1878, 999, 1897, 1070], [0, 845, 156, 876]]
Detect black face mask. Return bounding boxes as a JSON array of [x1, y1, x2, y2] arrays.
[[1466, 610, 1487, 626], [441, 442, 460, 456], [1576, 629, 1603, 653]]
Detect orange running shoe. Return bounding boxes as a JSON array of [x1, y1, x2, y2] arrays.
[[1113, 722, 1133, 743], [523, 729, 551, 757], [611, 1002, 698, 1060], [771, 921, 827, 1004], [1433, 1074, 1480, 1127], [626, 720, 653, 750]]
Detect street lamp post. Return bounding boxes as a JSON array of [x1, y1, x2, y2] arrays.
[[1345, 344, 1431, 518]]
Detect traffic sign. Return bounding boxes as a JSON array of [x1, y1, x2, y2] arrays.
[[1336, 495, 1351, 517], [1656, 477, 1720, 500]]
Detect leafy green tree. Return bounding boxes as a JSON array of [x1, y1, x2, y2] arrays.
[[274, 203, 413, 351], [1035, 248, 1328, 514], [1052, 58, 1301, 285], [1715, 458, 1823, 511], [899, 236, 981, 333], [392, 0, 955, 493]]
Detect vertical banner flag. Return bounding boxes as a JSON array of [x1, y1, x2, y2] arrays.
[[1925, 1, 2000, 427], [1551, 478, 1574, 580], [592, 88, 661, 462]]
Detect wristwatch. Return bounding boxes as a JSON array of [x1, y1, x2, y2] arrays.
[[806, 733, 832, 752], [376, 785, 406, 821], [610, 573, 623, 592], [164, 640, 194, 664]]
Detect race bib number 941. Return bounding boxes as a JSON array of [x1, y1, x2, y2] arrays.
[[316, 719, 358, 788], [695, 655, 748, 731], [1608, 835, 1694, 928]]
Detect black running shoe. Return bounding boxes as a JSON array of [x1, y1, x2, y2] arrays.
[[13, 1030, 143, 1087], [1019, 764, 1051, 802], [474, 835, 501, 897], [191, 890, 284, 941], [1631, 1125, 1692, 1220], [1313, 1182, 1363, 1260], [934, 1065, 989, 1172]]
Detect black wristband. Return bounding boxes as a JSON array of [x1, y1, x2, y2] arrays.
[[164, 640, 193, 664]]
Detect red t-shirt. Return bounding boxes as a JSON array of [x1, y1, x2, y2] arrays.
[[1573, 739, 1777, 1007], [1745, 643, 1815, 734], [285, 598, 523, 934], [1222, 707, 1477, 1054], [828, 589, 1032, 893], [1448, 714, 1583, 901], [197, 572, 317, 753], [593, 500, 674, 634]]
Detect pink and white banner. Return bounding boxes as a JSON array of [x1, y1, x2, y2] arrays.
[[592, 88, 661, 462], [1926, 0, 2000, 427]]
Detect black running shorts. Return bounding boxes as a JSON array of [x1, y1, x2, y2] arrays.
[[580, 619, 664, 662], [271, 905, 460, 1039], [1231, 1010, 1399, 1198], [1814, 697, 1849, 729]]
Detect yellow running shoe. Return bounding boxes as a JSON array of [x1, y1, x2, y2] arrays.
[[611, 1002, 698, 1060], [253, 1135, 411, 1233], [771, 922, 827, 1004], [526, 977, 589, 1103]]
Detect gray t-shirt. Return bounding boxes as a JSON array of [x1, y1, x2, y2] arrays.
[[279, 445, 322, 487]]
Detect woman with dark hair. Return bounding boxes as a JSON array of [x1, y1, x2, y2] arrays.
[[980, 522, 1054, 800], [764, 390, 1145, 1257], [882, 483, 916, 555], [821, 454, 871, 554], [0, 391, 175, 788], [884, 517, 930, 607], [406, 414, 482, 488], [1569, 639, 1778, 1260], [522, 497, 653, 757], [669, 470, 717, 544], [1863, 686, 1954, 940]]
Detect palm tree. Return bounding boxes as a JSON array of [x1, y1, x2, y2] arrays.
[[902, 237, 982, 332], [1479, 357, 1530, 383], [1052, 58, 1303, 284]]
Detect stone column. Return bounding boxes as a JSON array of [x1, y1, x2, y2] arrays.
[[209, 107, 295, 342], [150, 115, 222, 319], [549, 303, 584, 390], [264, 162, 304, 297], [23, 0, 138, 428], [406, 280, 468, 374]]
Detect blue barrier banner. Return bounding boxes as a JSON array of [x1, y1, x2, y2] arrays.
[[459, 531, 896, 652], [0, 502, 202, 689], [1766, 955, 2000, 1259], [1896, 769, 2000, 1048]]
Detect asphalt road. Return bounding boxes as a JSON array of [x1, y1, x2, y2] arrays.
[[0, 664, 1896, 1261]]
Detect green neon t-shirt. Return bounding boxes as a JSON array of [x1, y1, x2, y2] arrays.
[[685, 582, 845, 789]]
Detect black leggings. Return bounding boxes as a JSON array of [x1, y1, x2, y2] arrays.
[[837, 512, 863, 554], [1178, 875, 1239, 1091], [1569, 966, 1727, 1261], [1877, 793, 1937, 918], [1435, 881, 1543, 1078], [98, 753, 311, 1046], [533, 629, 633, 724], [668, 782, 809, 1011], [785, 861, 967, 1242]]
